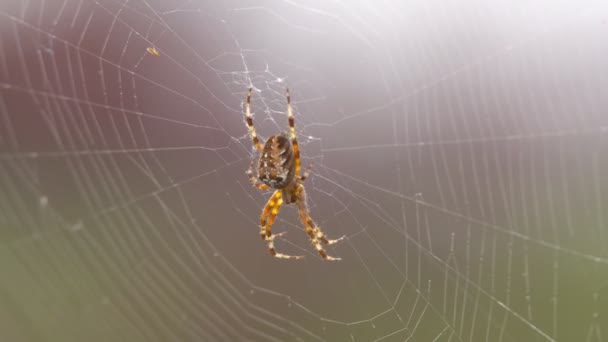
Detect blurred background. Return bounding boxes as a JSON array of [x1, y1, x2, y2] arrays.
[[1, 0, 608, 341]]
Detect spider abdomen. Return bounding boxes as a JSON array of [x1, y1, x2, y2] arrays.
[[258, 132, 295, 189]]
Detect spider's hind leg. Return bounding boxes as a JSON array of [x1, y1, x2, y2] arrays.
[[304, 224, 341, 261], [260, 191, 304, 260], [295, 184, 344, 261], [314, 226, 346, 246], [260, 190, 281, 239]]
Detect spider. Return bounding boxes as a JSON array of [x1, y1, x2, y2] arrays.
[[245, 88, 344, 260]]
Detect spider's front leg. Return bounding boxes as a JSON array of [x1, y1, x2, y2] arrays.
[[246, 88, 264, 152], [260, 191, 304, 260], [285, 88, 302, 177]]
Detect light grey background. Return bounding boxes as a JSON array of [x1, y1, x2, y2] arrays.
[[1, 0, 607, 341]]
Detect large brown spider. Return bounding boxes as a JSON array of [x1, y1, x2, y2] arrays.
[[245, 88, 344, 260]]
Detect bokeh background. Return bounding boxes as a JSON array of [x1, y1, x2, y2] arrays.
[[1, 0, 608, 341]]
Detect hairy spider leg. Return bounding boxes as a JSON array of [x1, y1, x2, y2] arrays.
[[247, 160, 270, 190], [264, 191, 282, 238], [246, 88, 263, 152], [295, 183, 343, 245], [285, 88, 302, 177], [260, 191, 303, 260], [295, 184, 343, 260], [260, 190, 280, 238], [300, 163, 314, 182]]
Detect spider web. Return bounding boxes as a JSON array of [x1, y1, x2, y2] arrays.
[[1, 0, 608, 341]]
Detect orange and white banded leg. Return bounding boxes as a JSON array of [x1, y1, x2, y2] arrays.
[[311, 221, 345, 246], [261, 191, 303, 260], [296, 184, 345, 246], [301, 220, 341, 261], [260, 190, 281, 239], [246, 88, 263, 152], [300, 163, 313, 182], [285, 88, 302, 177], [296, 202, 341, 260]]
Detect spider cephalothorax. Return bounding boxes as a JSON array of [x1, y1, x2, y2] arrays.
[[245, 88, 344, 260]]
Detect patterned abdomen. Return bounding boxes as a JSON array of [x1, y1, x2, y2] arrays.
[[258, 132, 295, 189]]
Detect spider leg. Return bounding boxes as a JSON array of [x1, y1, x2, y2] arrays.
[[247, 160, 270, 190], [286, 88, 302, 177], [312, 223, 346, 246], [300, 163, 313, 182], [295, 184, 343, 261], [246, 88, 263, 152], [260, 190, 281, 239], [260, 191, 304, 260]]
